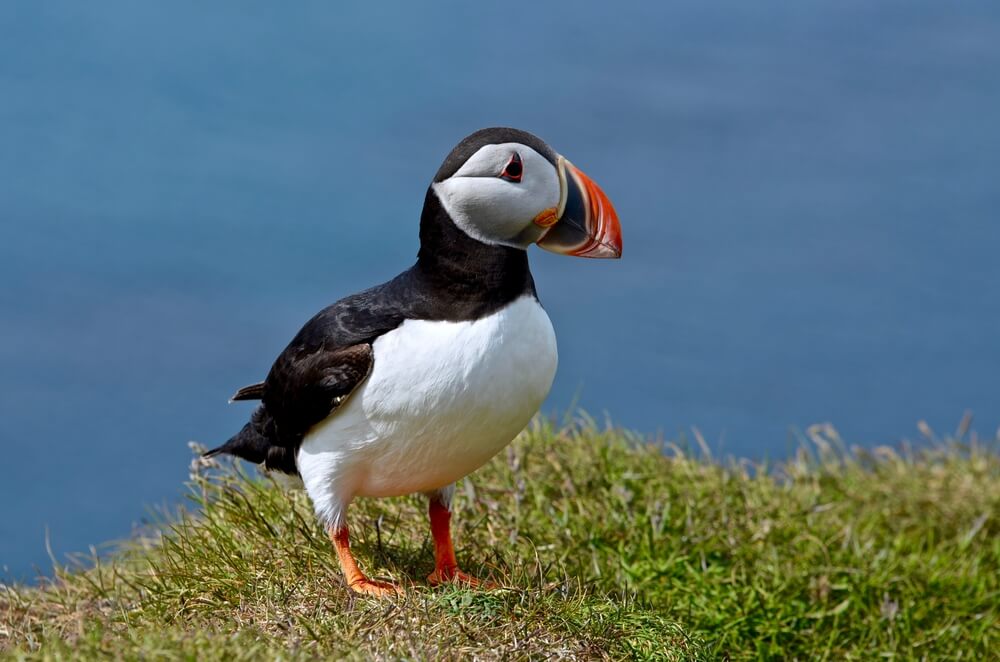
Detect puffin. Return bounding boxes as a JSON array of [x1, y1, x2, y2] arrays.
[[205, 127, 622, 595]]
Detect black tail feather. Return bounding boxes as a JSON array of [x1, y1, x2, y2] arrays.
[[203, 405, 298, 475], [229, 381, 266, 402]]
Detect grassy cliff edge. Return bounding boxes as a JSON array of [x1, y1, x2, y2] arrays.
[[2, 417, 998, 660]]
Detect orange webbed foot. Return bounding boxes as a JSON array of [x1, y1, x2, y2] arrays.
[[330, 525, 404, 598], [426, 495, 499, 589]]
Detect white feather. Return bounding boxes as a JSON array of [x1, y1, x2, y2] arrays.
[[297, 295, 557, 528], [432, 143, 559, 248]]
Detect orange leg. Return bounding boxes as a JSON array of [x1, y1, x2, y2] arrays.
[[328, 526, 402, 597], [426, 497, 488, 587]]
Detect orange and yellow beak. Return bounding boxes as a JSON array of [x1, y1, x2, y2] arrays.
[[534, 157, 622, 259]]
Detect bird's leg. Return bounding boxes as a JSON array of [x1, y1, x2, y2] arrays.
[[328, 525, 402, 597], [426, 495, 486, 587]]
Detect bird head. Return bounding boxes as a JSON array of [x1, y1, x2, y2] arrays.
[[430, 128, 622, 259]]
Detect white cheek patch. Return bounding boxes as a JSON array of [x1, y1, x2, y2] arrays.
[[433, 144, 560, 248]]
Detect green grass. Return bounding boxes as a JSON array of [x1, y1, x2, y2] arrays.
[[2, 416, 998, 660]]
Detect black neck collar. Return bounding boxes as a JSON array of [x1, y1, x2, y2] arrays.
[[410, 188, 536, 315]]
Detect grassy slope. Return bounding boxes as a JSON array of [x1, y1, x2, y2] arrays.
[[2, 417, 998, 660]]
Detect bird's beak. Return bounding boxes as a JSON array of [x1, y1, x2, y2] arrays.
[[534, 157, 622, 259]]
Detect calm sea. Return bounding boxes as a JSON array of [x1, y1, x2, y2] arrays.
[[2, 1, 998, 580]]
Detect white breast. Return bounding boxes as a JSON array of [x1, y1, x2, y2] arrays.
[[297, 295, 557, 526]]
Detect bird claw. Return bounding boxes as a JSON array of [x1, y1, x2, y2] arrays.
[[347, 577, 405, 597], [427, 567, 496, 589]]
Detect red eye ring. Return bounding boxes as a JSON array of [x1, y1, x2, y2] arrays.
[[500, 152, 523, 183]]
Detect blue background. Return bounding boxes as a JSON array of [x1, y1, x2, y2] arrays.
[[2, 1, 999, 580]]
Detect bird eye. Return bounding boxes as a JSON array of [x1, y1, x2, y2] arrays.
[[500, 153, 523, 183]]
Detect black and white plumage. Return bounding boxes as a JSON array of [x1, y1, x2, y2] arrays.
[[205, 127, 621, 594]]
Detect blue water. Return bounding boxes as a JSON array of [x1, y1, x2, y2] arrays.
[[2, 1, 999, 581]]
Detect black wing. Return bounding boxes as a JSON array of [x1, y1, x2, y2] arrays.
[[206, 282, 407, 474], [263, 342, 374, 439]]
